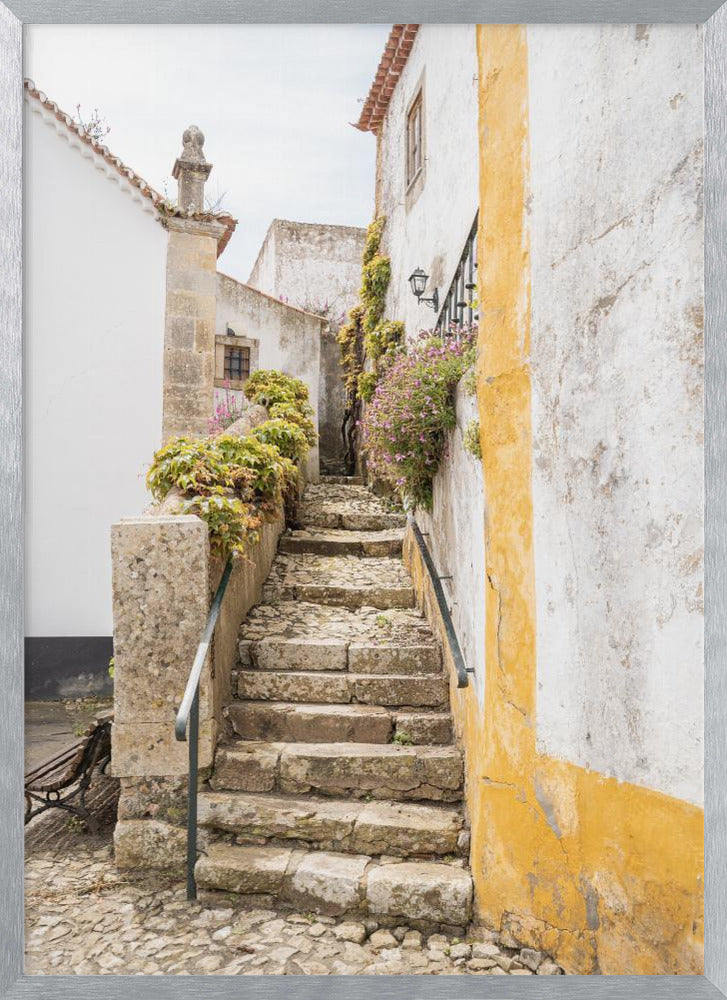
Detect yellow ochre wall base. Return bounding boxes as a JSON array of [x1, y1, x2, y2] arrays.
[[405, 23, 703, 976]]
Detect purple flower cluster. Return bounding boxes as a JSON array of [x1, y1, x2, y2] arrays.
[[362, 330, 475, 509]]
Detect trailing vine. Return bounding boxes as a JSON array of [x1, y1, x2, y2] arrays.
[[337, 217, 404, 471]]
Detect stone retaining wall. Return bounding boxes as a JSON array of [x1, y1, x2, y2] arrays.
[[111, 419, 285, 872]]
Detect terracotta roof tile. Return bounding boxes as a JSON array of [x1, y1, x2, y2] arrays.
[[24, 79, 237, 257], [355, 24, 419, 134]]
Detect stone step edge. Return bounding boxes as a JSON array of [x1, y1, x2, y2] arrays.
[[198, 789, 467, 857], [239, 637, 442, 673], [195, 842, 473, 925], [226, 700, 452, 720], [267, 582, 415, 611], [319, 476, 364, 485], [298, 513, 408, 532], [210, 741, 464, 803], [224, 701, 453, 746], [279, 533, 404, 557], [232, 671, 448, 709]]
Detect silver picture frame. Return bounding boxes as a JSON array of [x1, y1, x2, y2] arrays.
[[1, 1, 725, 996]]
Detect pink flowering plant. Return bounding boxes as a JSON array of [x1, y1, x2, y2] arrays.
[[362, 330, 476, 510], [209, 382, 244, 435]]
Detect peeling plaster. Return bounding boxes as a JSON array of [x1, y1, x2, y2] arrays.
[[528, 24, 704, 806]]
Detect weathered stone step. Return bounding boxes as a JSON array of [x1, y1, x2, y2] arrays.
[[319, 475, 364, 486], [195, 842, 473, 925], [211, 741, 463, 802], [234, 670, 449, 708], [264, 554, 415, 610], [279, 528, 403, 557], [239, 635, 442, 675], [225, 700, 453, 744], [298, 484, 406, 532], [239, 603, 438, 663], [302, 509, 407, 532], [198, 790, 466, 857]]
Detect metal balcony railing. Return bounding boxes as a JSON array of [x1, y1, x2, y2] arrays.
[[436, 212, 479, 334]]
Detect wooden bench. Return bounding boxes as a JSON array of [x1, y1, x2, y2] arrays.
[[24, 712, 112, 835]]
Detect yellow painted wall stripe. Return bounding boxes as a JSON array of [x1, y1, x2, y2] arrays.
[[421, 24, 705, 974]]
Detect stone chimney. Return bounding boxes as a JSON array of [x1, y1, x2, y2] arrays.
[[172, 125, 212, 214]]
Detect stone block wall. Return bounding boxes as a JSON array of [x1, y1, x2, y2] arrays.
[[111, 416, 285, 870], [162, 218, 226, 441]]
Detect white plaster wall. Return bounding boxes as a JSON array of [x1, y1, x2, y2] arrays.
[[376, 25, 479, 340], [528, 25, 704, 805], [248, 219, 365, 322], [247, 225, 277, 299], [247, 220, 366, 467], [24, 98, 167, 637], [216, 274, 323, 481], [416, 385, 486, 705]]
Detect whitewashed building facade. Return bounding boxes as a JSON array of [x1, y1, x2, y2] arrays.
[[356, 24, 480, 339], [24, 83, 331, 696], [355, 26, 487, 700]]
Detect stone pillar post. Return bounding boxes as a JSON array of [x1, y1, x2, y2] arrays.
[[172, 125, 211, 213], [111, 513, 215, 871], [162, 127, 225, 442]]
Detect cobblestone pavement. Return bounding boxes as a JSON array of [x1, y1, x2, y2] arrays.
[[26, 833, 563, 976]]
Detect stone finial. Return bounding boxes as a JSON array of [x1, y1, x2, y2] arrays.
[[172, 124, 212, 214]]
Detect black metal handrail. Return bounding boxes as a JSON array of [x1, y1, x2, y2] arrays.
[[175, 555, 234, 900], [408, 516, 473, 689]]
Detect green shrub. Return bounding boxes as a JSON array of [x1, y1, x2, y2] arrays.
[[181, 494, 261, 558], [338, 217, 395, 403], [146, 368, 314, 554], [363, 216, 386, 265], [214, 434, 291, 511], [244, 369, 309, 407], [251, 418, 309, 462], [268, 401, 317, 447], [146, 437, 245, 501], [337, 304, 366, 396], [361, 254, 391, 334]]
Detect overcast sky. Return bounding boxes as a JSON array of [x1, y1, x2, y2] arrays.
[[25, 24, 391, 279]]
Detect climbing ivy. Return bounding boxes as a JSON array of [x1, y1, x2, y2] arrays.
[[337, 218, 405, 471]]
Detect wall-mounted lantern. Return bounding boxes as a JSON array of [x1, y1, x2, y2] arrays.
[[408, 267, 439, 312]]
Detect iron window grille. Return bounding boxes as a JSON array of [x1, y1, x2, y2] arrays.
[[436, 212, 479, 334], [224, 344, 251, 382]]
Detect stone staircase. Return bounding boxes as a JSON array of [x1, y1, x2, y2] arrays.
[[195, 477, 473, 931]]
